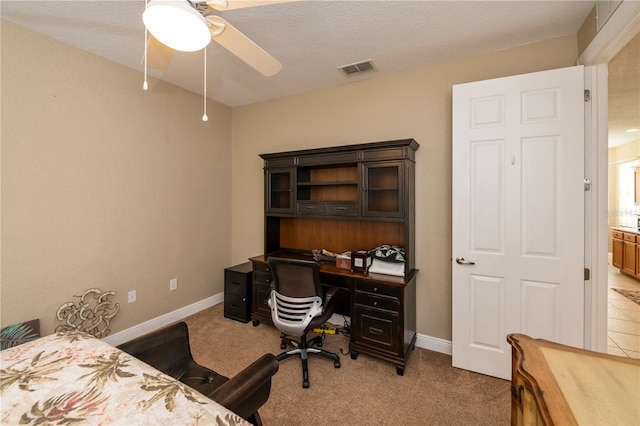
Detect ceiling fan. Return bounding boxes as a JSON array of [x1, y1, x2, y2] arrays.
[[142, 0, 295, 76]]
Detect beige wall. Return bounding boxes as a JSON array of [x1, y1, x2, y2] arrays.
[[1, 21, 232, 335], [577, 6, 597, 57], [1, 19, 580, 342], [231, 34, 579, 341]]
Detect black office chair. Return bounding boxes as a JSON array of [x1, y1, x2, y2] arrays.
[[267, 257, 341, 388], [118, 322, 279, 425]]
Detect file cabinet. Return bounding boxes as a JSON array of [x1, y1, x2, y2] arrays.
[[224, 262, 253, 323]]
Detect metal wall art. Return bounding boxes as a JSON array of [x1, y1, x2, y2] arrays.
[[55, 288, 120, 338]]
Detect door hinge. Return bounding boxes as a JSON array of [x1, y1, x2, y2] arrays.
[[584, 178, 591, 191], [584, 268, 590, 280], [584, 89, 591, 102]]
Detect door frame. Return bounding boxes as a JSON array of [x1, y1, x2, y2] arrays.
[[578, 0, 640, 352]]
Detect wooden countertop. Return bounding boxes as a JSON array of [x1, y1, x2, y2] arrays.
[[611, 226, 640, 234], [508, 333, 640, 425]]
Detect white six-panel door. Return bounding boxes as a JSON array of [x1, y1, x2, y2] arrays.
[[452, 66, 585, 380]]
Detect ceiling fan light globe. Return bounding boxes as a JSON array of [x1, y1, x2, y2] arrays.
[[143, 0, 211, 52]]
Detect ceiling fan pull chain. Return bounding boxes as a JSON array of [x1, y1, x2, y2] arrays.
[[202, 46, 208, 122], [143, 0, 148, 91]]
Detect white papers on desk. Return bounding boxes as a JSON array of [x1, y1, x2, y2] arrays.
[[368, 258, 405, 277]]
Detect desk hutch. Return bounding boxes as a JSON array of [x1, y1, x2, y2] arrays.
[[249, 139, 419, 375]]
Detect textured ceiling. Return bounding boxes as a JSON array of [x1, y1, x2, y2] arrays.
[[2, 0, 596, 107], [1, 0, 635, 147]]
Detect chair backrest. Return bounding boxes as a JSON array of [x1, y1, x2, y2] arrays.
[[117, 321, 193, 373], [267, 257, 324, 336], [268, 257, 323, 298]]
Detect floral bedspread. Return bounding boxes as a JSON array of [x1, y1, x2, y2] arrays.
[[0, 331, 249, 425]]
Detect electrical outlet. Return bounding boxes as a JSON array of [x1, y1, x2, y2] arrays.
[[170, 278, 177, 291], [128, 290, 136, 303]]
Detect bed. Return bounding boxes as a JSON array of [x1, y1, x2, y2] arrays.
[[0, 330, 249, 425]]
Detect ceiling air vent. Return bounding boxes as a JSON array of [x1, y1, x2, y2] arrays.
[[338, 59, 377, 77]]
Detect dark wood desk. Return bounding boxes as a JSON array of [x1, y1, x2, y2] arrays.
[[249, 253, 417, 375]]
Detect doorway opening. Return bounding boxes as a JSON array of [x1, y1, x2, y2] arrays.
[[605, 33, 640, 359]]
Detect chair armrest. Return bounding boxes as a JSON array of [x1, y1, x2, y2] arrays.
[[210, 353, 279, 419]]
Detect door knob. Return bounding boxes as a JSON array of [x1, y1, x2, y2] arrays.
[[455, 257, 476, 265]]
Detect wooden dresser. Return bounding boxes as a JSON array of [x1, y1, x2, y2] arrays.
[[507, 333, 640, 425]]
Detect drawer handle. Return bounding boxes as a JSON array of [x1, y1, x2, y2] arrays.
[[373, 287, 378, 292], [242, 298, 246, 302], [373, 301, 378, 306], [368, 327, 383, 335], [305, 205, 317, 211], [266, 267, 270, 272], [231, 282, 240, 286], [335, 206, 347, 211]]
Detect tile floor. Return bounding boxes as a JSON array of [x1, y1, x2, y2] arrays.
[[607, 262, 640, 358]]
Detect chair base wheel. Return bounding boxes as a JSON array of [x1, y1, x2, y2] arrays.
[[334, 361, 341, 368], [303, 380, 310, 389]]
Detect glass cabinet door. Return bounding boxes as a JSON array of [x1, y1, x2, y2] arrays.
[[266, 168, 294, 213], [362, 161, 404, 217]]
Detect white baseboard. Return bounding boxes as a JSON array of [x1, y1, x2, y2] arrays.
[[102, 293, 453, 357], [415, 333, 452, 355], [102, 293, 224, 346], [327, 314, 452, 355]]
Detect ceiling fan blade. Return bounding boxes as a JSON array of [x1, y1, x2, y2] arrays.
[[207, 16, 282, 76], [145, 34, 175, 69], [207, 0, 298, 11]]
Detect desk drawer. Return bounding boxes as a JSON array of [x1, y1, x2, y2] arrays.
[[355, 280, 400, 299], [224, 294, 249, 322], [624, 233, 637, 243], [325, 202, 358, 216], [355, 293, 399, 312], [352, 306, 399, 354], [224, 272, 250, 297], [253, 271, 273, 286], [612, 230, 624, 240], [253, 283, 272, 318], [296, 201, 326, 215], [253, 262, 272, 275]]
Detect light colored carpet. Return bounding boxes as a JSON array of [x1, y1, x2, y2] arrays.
[[184, 304, 511, 425]]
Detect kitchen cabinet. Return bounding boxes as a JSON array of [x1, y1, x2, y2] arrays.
[[611, 227, 640, 281], [612, 230, 623, 268], [623, 232, 636, 275]]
